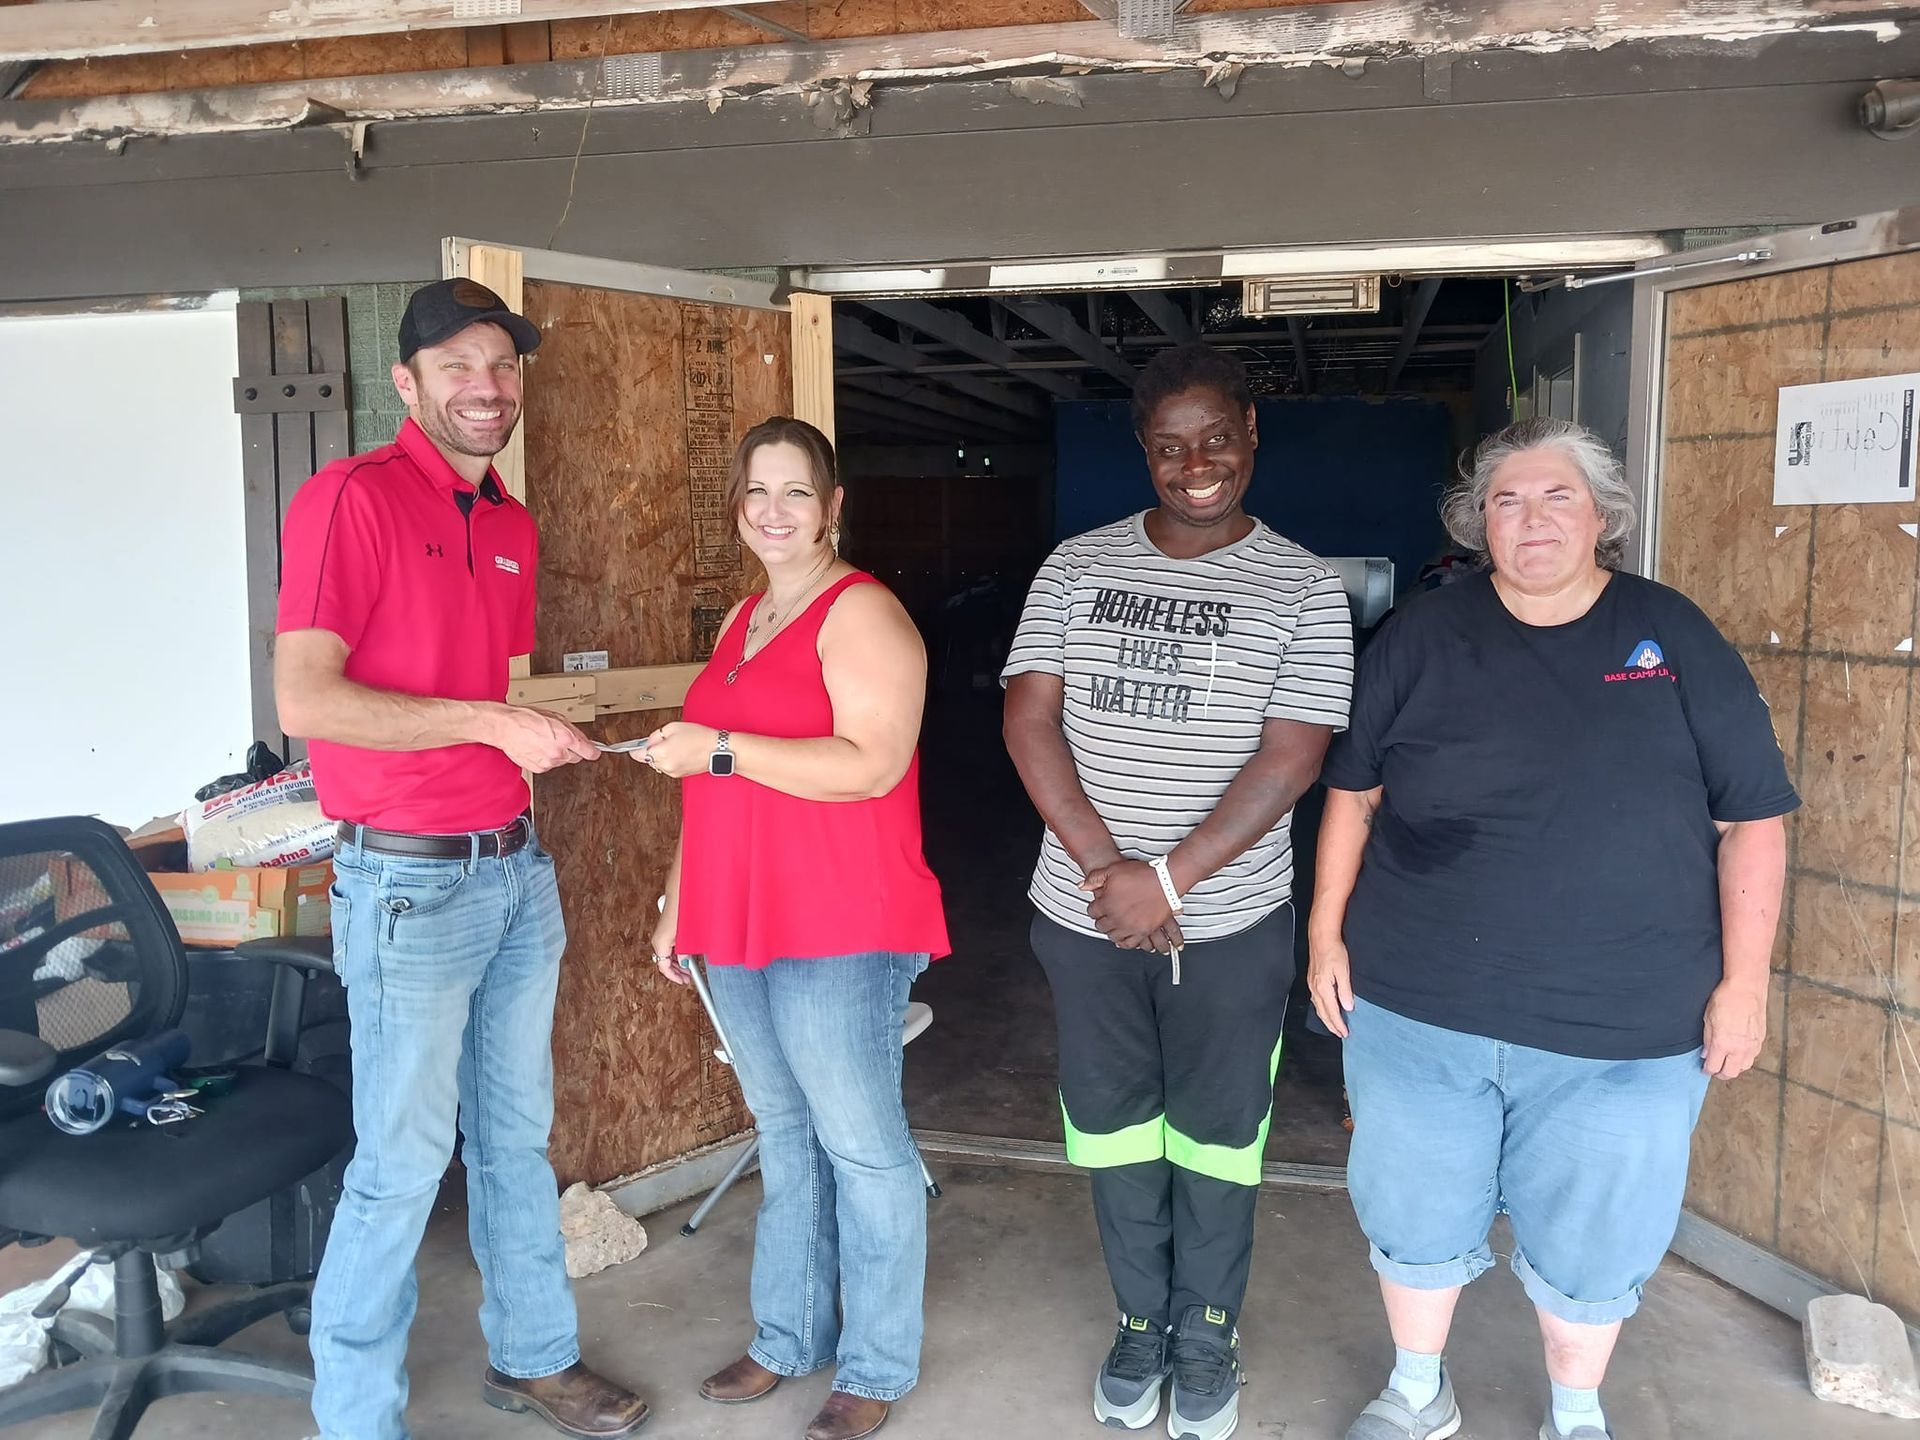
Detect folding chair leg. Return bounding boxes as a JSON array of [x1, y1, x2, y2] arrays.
[[681, 1137, 760, 1238]]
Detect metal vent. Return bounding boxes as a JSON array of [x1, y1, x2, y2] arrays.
[[602, 53, 665, 102], [452, 0, 523, 18], [1118, 0, 1178, 40], [1240, 275, 1381, 316]]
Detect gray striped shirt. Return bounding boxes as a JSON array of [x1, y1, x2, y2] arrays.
[[1003, 513, 1354, 940]]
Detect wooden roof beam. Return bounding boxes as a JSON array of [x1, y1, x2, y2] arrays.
[[860, 299, 1086, 402], [834, 314, 1048, 420], [996, 296, 1138, 387]]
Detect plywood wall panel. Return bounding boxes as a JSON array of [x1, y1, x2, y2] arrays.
[[1796, 656, 1907, 890], [1665, 245, 1920, 1320], [1666, 268, 1831, 337], [1661, 324, 1826, 439], [1687, 1072, 1782, 1245], [1786, 983, 1891, 1113], [1657, 437, 1803, 645], [1807, 507, 1920, 655], [1791, 875, 1896, 995], [808, 0, 903, 39], [1829, 249, 1920, 317], [518, 278, 790, 1185], [1778, 1081, 1882, 1293], [1874, 1121, 1920, 1319]]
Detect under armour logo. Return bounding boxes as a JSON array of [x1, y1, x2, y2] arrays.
[[425, 543, 444, 558]]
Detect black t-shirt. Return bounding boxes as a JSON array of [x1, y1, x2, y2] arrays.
[[1320, 570, 1799, 1060]]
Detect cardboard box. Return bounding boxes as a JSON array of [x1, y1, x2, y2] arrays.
[[145, 861, 335, 947]]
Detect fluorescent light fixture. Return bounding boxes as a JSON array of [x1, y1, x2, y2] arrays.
[[1241, 275, 1379, 316]]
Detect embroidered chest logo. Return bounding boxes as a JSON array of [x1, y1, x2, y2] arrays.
[[1604, 638, 1675, 684], [494, 555, 521, 575], [424, 542, 444, 558]]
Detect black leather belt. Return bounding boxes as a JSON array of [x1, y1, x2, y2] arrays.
[[337, 814, 531, 860]]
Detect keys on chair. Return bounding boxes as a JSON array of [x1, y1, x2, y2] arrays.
[[145, 1097, 203, 1127]]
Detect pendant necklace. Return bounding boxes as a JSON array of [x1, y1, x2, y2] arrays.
[[724, 556, 835, 685]]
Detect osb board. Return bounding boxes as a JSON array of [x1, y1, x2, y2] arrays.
[[1660, 247, 1920, 1320], [1687, 1071, 1782, 1246], [26, 30, 476, 98], [520, 277, 790, 1186], [1777, 1080, 1882, 1294]]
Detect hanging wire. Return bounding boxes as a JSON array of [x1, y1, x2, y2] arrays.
[[1504, 277, 1520, 421]]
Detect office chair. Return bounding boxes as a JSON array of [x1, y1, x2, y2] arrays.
[[0, 816, 353, 1439]]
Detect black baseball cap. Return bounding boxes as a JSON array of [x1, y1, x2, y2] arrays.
[[397, 278, 541, 363]]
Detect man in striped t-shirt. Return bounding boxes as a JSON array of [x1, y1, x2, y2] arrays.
[[1004, 345, 1353, 1440]]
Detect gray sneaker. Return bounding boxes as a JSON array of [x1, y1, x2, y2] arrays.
[[1167, 1304, 1243, 1440], [1094, 1313, 1171, 1430], [1540, 1422, 1611, 1440], [1344, 1362, 1461, 1440]]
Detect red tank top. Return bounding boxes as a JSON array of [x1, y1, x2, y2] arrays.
[[676, 573, 950, 969]]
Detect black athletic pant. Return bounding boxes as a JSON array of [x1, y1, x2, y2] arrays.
[[1032, 905, 1294, 1328]]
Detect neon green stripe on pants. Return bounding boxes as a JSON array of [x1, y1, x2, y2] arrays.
[[1163, 1033, 1285, 1187], [1059, 1095, 1164, 1168]]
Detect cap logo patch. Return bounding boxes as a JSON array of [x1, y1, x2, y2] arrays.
[[452, 279, 502, 309]]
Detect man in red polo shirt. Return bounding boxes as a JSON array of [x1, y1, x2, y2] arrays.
[[276, 280, 649, 1440]]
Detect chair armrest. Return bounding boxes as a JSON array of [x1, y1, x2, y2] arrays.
[[0, 1029, 58, 1087], [235, 935, 335, 1069], [234, 934, 335, 977]]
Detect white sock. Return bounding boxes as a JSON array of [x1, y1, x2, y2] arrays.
[[1389, 1346, 1442, 1411], [1550, 1379, 1607, 1437]]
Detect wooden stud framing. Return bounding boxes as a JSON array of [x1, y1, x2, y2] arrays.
[[790, 290, 835, 449]]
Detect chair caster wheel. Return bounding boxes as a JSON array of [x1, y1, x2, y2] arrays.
[[286, 1305, 312, 1336], [680, 1224, 697, 1238]]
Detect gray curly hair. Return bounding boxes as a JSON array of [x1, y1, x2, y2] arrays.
[[1441, 417, 1637, 571]]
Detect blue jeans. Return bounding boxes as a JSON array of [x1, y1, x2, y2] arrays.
[[1342, 996, 1710, 1325], [310, 829, 579, 1440], [705, 953, 931, 1402]]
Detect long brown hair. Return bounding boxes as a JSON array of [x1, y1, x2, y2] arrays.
[[725, 416, 840, 544]]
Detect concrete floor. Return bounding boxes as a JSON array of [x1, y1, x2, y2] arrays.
[[2, 1160, 1902, 1440]]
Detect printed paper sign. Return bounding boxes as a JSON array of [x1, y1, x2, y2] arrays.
[[1773, 372, 1920, 505], [563, 650, 610, 672]]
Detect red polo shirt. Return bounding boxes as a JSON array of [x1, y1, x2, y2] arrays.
[[276, 418, 537, 834]]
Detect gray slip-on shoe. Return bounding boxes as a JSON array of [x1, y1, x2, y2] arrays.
[[1343, 1364, 1461, 1440]]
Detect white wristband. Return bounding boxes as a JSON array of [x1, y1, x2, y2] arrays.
[[1149, 855, 1183, 914]]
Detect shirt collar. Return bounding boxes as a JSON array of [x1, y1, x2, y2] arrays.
[[397, 417, 507, 506]]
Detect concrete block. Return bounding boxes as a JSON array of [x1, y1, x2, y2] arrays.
[[1805, 1293, 1920, 1420], [559, 1181, 649, 1280]]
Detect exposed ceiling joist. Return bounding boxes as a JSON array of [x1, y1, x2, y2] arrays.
[[836, 389, 985, 443], [1381, 276, 1443, 393], [840, 374, 1033, 437], [0, 0, 788, 64], [834, 313, 1047, 420], [861, 299, 1085, 402], [996, 297, 1138, 387], [1126, 288, 1199, 344]]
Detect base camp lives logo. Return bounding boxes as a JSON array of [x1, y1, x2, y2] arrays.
[[1604, 638, 1675, 684]]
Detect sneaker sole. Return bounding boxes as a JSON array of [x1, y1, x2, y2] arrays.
[[1167, 1395, 1237, 1440], [1093, 1374, 1167, 1430]]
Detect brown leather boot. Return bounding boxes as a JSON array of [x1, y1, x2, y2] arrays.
[[483, 1361, 650, 1437], [804, 1391, 890, 1440], [700, 1353, 781, 1404]]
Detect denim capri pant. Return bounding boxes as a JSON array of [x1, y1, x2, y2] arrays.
[[1341, 996, 1711, 1325]]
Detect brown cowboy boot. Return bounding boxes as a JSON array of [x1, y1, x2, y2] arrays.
[[482, 1361, 650, 1437], [804, 1391, 890, 1440], [700, 1354, 781, 1404]]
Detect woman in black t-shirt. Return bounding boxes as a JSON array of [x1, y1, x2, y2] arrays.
[[1309, 417, 1796, 1440]]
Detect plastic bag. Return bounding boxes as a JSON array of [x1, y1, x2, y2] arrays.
[[182, 763, 336, 871], [0, 1259, 184, 1388], [192, 742, 287, 804]]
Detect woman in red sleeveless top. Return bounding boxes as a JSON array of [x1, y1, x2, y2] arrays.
[[635, 417, 948, 1440]]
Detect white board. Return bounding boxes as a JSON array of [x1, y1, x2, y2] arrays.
[[0, 301, 252, 829], [1773, 372, 1920, 505]]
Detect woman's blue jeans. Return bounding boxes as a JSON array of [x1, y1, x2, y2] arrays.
[[705, 952, 931, 1402]]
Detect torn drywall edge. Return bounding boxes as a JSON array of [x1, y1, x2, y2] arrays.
[[0, 2, 1908, 145]]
